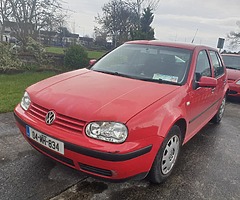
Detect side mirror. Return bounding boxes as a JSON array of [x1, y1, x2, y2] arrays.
[[198, 76, 217, 88], [89, 59, 97, 66]]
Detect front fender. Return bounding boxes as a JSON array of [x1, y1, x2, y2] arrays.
[[126, 87, 188, 141]]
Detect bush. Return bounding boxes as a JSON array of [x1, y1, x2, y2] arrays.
[[0, 43, 22, 71], [64, 45, 89, 69], [9, 37, 50, 69], [25, 37, 48, 65]]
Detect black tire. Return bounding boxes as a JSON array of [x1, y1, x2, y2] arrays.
[[148, 125, 182, 184], [211, 96, 226, 124]]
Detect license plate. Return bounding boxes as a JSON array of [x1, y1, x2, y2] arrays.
[[26, 126, 64, 155]]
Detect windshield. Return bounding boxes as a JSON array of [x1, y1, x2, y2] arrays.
[[222, 55, 240, 70], [91, 44, 192, 85]]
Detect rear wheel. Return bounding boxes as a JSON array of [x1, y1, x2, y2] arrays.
[[148, 125, 182, 184], [211, 96, 226, 124]]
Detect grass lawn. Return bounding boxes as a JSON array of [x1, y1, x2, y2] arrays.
[[0, 71, 57, 113], [1, 46, 107, 113], [46, 46, 106, 59], [46, 46, 65, 54], [87, 50, 106, 59]]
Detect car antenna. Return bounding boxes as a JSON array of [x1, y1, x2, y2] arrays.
[[191, 29, 198, 43]]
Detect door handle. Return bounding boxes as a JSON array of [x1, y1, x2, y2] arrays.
[[223, 80, 227, 85], [212, 88, 216, 93]]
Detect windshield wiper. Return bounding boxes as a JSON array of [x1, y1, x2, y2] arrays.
[[226, 66, 238, 70], [92, 69, 115, 75], [138, 77, 181, 86], [92, 69, 134, 78]]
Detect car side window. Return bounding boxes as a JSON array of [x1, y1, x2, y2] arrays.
[[209, 51, 224, 78], [195, 50, 212, 81]]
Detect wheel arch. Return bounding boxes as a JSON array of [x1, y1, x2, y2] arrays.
[[174, 118, 187, 143]]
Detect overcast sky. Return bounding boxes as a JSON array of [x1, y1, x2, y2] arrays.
[[63, 0, 240, 50]]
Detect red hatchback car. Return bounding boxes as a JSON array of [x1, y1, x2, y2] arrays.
[[14, 41, 228, 183], [221, 54, 240, 97]]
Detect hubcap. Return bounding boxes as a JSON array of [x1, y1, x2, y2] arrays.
[[219, 97, 226, 119], [161, 135, 180, 175]]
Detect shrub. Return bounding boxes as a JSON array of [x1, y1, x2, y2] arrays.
[[0, 43, 22, 71], [64, 45, 89, 69], [25, 37, 49, 66]]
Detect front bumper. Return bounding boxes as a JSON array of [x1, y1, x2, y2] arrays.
[[228, 82, 240, 97], [14, 105, 163, 181]]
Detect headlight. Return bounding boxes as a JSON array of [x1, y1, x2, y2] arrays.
[[86, 122, 128, 143], [20, 92, 31, 111], [236, 80, 240, 85]]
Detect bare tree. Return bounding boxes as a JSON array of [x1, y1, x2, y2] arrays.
[[93, 27, 108, 48], [0, 0, 65, 45], [0, 0, 11, 41], [96, 0, 138, 46], [126, 0, 159, 31], [127, 0, 160, 17], [228, 21, 240, 49]]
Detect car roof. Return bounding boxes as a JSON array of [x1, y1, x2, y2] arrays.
[[125, 40, 216, 51]]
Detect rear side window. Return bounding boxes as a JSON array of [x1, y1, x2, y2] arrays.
[[222, 55, 240, 70], [195, 50, 212, 81], [209, 51, 224, 77]]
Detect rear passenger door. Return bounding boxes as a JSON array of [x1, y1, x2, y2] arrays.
[[208, 51, 226, 101]]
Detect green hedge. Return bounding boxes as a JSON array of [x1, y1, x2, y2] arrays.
[[64, 45, 89, 69]]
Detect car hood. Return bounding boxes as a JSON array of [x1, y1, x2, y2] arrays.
[[28, 69, 179, 123], [227, 68, 240, 80]]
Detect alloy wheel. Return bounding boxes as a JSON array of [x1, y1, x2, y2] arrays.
[[219, 97, 226, 120], [161, 135, 180, 175]]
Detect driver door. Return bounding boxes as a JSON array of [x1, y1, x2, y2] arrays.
[[186, 50, 216, 138]]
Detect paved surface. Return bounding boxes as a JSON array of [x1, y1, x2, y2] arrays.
[[0, 99, 240, 200]]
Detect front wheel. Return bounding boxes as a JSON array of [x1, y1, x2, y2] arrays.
[[148, 125, 182, 184], [211, 96, 226, 124]]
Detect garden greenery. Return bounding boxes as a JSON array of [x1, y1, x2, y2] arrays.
[[0, 43, 22, 71], [64, 45, 89, 69]]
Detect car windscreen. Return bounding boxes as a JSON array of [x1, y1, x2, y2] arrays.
[[91, 44, 192, 85], [222, 55, 240, 70]]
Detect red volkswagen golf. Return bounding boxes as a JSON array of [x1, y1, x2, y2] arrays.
[[14, 41, 228, 183]]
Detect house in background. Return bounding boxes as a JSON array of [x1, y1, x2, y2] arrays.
[[0, 21, 16, 43], [79, 36, 94, 47], [38, 30, 58, 46], [64, 33, 80, 47], [0, 21, 94, 48], [1, 21, 34, 43]]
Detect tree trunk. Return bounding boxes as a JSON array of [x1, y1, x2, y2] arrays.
[[0, 23, 5, 42]]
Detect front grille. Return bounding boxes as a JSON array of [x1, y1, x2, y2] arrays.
[[229, 90, 238, 95], [29, 103, 86, 134], [79, 163, 113, 177]]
